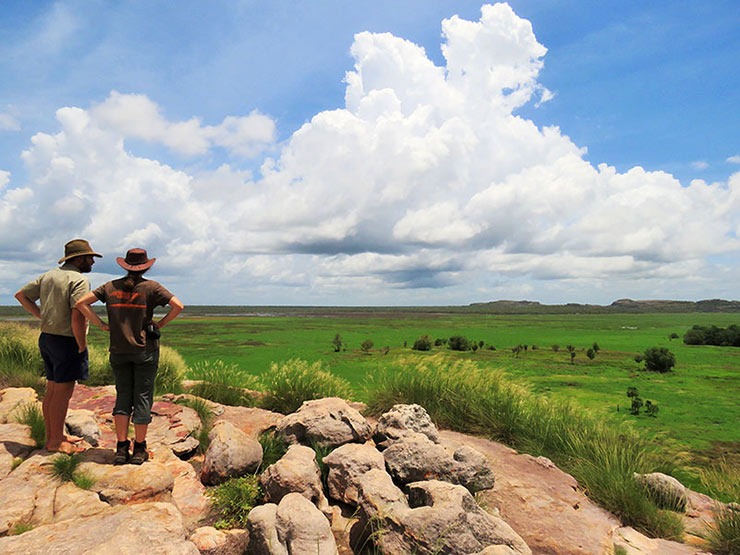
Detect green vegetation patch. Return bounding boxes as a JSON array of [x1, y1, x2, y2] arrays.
[[207, 475, 262, 529]]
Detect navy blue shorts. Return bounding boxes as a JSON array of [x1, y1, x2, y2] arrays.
[[38, 333, 89, 383]]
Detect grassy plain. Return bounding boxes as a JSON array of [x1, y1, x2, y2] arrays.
[[84, 310, 740, 464]]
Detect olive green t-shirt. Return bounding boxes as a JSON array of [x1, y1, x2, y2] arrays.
[[93, 278, 173, 353], [21, 262, 91, 337]]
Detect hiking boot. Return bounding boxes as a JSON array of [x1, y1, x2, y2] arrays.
[[130, 440, 149, 465], [113, 440, 130, 465]]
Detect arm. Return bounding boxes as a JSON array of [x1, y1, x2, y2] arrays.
[[156, 296, 184, 329], [75, 291, 109, 332], [71, 308, 88, 352], [14, 290, 42, 320]]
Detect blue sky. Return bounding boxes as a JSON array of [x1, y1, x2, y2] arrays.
[[1, 1, 739, 305]]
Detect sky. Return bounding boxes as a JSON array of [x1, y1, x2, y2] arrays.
[[1, 1, 739, 306]]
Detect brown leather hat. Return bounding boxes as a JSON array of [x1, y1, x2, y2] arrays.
[[58, 239, 102, 264], [116, 248, 156, 272]]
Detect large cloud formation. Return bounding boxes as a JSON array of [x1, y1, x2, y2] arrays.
[[1, 3, 739, 303]]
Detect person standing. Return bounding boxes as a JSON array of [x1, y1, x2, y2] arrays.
[[76, 248, 183, 465], [15, 239, 102, 453]]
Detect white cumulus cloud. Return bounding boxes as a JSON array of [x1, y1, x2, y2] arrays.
[[2, 3, 739, 304]]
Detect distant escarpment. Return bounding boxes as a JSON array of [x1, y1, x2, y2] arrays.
[[468, 298, 740, 314]]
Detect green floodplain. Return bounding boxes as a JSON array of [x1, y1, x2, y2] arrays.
[[89, 308, 740, 464], [3, 306, 739, 465]]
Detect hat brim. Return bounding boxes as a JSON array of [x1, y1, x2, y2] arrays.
[[58, 251, 103, 264], [116, 257, 156, 272]]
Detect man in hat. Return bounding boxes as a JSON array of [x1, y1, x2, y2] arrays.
[[15, 239, 103, 453]]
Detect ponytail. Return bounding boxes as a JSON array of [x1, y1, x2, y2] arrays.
[[122, 270, 147, 291]]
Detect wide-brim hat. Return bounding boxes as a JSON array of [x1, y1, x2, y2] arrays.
[[117, 248, 156, 272], [58, 239, 103, 264]]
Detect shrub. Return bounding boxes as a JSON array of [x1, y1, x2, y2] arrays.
[[683, 324, 740, 347], [10, 522, 33, 536], [259, 359, 352, 414], [381, 346, 390, 355], [586, 348, 596, 360], [207, 475, 262, 529], [448, 335, 471, 351], [331, 334, 343, 352], [551, 344, 559, 352], [412, 335, 433, 351], [434, 338, 447, 346], [188, 360, 260, 407], [592, 342, 600, 352], [643, 347, 676, 373], [361, 339, 374, 353], [14, 402, 45, 448]]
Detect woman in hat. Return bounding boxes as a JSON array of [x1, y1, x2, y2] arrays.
[[76, 248, 184, 464]]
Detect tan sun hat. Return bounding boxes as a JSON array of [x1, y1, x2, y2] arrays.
[[116, 248, 156, 272], [58, 239, 102, 264]]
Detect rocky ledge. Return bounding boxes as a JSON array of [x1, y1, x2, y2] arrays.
[[0, 385, 726, 554]]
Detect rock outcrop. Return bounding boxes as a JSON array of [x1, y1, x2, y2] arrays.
[[0, 388, 721, 554]]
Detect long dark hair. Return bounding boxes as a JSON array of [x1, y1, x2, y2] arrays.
[[122, 270, 148, 291]]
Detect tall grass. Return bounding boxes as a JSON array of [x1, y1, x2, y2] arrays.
[[259, 359, 353, 414], [14, 402, 45, 448], [698, 457, 740, 504], [706, 506, 740, 555], [188, 360, 260, 406], [155, 346, 187, 394], [0, 323, 45, 393], [365, 355, 684, 539]]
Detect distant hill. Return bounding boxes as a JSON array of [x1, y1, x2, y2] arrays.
[[468, 298, 740, 314]]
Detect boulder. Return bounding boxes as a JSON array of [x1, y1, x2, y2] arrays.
[[79, 459, 175, 504], [201, 420, 263, 485], [189, 526, 249, 555], [613, 526, 706, 554], [634, 472, 688, 512], [356, 469, 530, 554], [374, 403, 440, 447], [276, 397, 372, 447], [384, 433, 495, 493], [0, 443, 16, 479], [64, 409, 101, 446], [52, 482, 109, 522], [453, 445, 496, 492], [215, 404, 284, 438], [275, 493, 338, 554], [0, 422, 37, 457], [247, 504, 285, 555], [0, 387, 38, 423], [383, 432, 455, 483], [323, 442, 385, 505], [260, 444, 327, 508], [0, 502, 199, 554], [0, 453, 59, 534]]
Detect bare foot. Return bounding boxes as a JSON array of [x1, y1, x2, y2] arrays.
[[65, 434, 83, 443], [47, 440, 85, 454]]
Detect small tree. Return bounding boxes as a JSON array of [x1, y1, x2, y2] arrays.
[[586, 348, 595, 360], [361, 339, 374, 353], [643, 347, 676, 373], [630, 397, 643, 415], [551, 344, 560, 352], [448, 335, 471, 351], [644, 400, 659, 417], [331, 334, 342, 353], [592, 342, 600, 352], [669, 332, 679, 340], [569, 351, 576, 365], [412, 335, 432, 351]]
